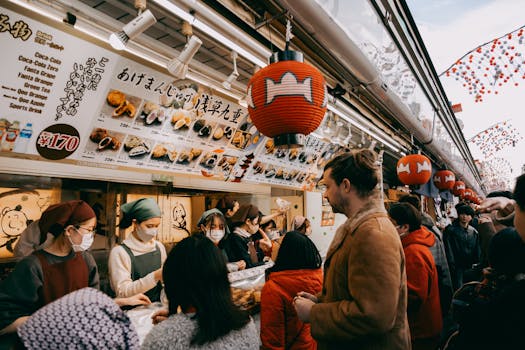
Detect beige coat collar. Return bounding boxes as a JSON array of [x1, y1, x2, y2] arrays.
[[325, 191, 387, 261]]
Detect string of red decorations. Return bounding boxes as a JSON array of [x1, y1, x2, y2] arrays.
[[467, 120, 522, 158], [441, 24, 525, 103], [475, 157, 513, 192]]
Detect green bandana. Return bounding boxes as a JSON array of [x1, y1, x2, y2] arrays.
[[120, 198, 161, 228]]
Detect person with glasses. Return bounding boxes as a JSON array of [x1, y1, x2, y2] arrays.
[[109, 198, 166, 302], [0, 200, 100, 336]]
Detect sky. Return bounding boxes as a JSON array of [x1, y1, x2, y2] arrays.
[[406, 0, 525, 190]]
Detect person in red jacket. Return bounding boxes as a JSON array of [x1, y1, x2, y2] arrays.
[[261, 231, 323, 350], [389, 202, 442, 350]]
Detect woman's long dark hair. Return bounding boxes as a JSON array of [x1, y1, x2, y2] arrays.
[[268, 231, 322, 275], [163, 234, 249, 345]]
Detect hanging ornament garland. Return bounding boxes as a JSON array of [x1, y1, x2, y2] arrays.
[[475, 157, 514, 192], [467, 120, 522, 158], [441, 24, 525, 102]]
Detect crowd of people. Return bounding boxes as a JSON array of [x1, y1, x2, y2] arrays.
[[0, 149, 524, 349]]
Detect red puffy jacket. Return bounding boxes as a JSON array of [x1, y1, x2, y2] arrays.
[[402, 226, 443, 342], [261, 268, 323, 350]]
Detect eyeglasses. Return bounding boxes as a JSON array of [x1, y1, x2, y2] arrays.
[[75, 225, 96, 236]]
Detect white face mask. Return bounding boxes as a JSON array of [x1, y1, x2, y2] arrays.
[[206, 229, 225, 244], [266, 230, 279, 240], [136, 225, 158, 242], [69, 229, 94, 252]]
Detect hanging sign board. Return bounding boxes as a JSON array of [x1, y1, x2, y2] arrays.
[[0, 6, 342, 190]]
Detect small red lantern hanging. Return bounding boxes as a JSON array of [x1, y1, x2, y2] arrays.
[[433, 170, 456, 190], [397, 154, 432, 185], [247, 19, 327, 148], [452, 181, 466, 197], [462, 188, 475, 201]]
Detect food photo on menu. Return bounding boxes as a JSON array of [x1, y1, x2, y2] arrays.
[[103, 89, 142, 122], [149, 142, 178, 163], [167, 108, 195, 135], [252, 161, 266, 176], [264, 138, 276, 155], [264, 164, 277, 178], [85, 127, 124, 155], [135, 100, 168, 129], [216, 155, 239, 178], [199, 151, 222, 172], [282, 168, 299, 181], [190, 118, 217, 141], [174, 147, 202, 166], [209, 123, 235, 146], [119, 135, 153, 160], [234, 120, 263, 151], [230, 130, 251, 150]]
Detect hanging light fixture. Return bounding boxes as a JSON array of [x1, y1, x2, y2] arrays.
[[246, 17, 327, 148], [167, 35, 203, 79], [222, 51, 239, 90], [109, 9, 157, 50]]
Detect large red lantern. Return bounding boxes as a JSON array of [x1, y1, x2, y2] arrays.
[[452, 181, 466, 197], [247, 51, 327, 147], [433, 170, 456, 190], [397, 154, 432, 185]]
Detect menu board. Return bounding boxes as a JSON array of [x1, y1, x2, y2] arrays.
[[0, 6, 346, 190]]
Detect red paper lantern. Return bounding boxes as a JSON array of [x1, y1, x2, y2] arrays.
[[452, 181, 466, 197], [396, 154, 432, 185], [433, 170, 456, 190], [247, 51, 327, 147], [462, 188, 475, 201]]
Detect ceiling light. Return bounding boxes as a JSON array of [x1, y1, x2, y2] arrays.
[[222, 51, 239, 90], [108, 9, 157, 50], [327, 103, 402, 153], [152, 0, 268, 67], [167, 35, 202, 79]]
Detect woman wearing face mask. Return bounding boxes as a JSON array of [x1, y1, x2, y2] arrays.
[[109, 198, 166, 302], [224, 204, 266, 269], [0, 200, 99, 336], [196, 208, 246, 272]]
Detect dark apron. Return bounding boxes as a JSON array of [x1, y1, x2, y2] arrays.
[[121, 243, 162, 302], [35, 251, 89, 306]]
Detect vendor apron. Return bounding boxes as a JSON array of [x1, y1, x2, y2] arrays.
[[121, 243, 162, 302], [35, 251, 89, 306]]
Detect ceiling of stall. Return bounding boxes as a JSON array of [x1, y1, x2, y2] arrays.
[[77, 0, 258, 86]]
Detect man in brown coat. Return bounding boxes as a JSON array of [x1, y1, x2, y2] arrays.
[[294, 150, 411, 349]]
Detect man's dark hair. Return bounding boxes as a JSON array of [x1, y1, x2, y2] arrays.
[[388, 202, 422, 232], [514, 174, 525, 211], [398, 194, 422, 211], [323, 150, 379, 197], [486, 190, 513, 199], [163, 234, 249, 345]]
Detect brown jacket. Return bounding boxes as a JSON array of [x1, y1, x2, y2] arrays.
[[310, 194, 411, 350]]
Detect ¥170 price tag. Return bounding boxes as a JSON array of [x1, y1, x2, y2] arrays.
[[36, 124, 80, 160], [37, 132, 79, 151]]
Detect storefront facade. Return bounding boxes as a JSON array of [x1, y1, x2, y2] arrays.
[[0, 0, 482, 269]]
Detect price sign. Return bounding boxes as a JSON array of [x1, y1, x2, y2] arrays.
[[36, 124, 80, 160]]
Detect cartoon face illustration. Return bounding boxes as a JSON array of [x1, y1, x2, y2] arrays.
[[1, 205, 29, 237], [172, 202, 187, 230]]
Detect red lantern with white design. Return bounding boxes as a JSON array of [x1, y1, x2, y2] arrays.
[[247, 51, 327, 148], [462, 188, 475, 201], [396, 154, 432, 185], [433, 170, 456, 190], [452, 181, 466, 197]]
